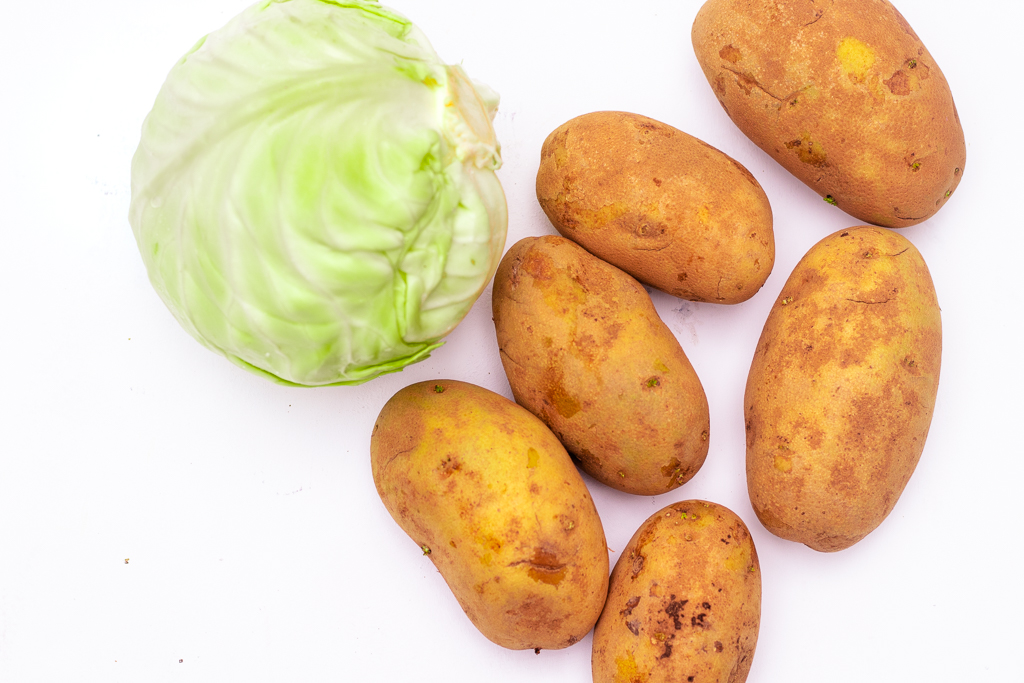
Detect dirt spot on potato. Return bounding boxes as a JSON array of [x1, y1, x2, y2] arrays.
[[665, 596, 688, 630], [828, 458, 860, 494], [522, 248, 556, 282], [661, 457, 681, 478], [714, 74, 727, 96], [631, 554, 645, 577], [884, 70, 912, 96], [439, 455, 462, 478], [784, 134, 827, 167], [719, 44, 742, 63], [732, 70, 760, 96], [575, 447, 603, 472], [547, 372, 582, 419], [621, 596, 641, 617], [511, 547, 568, 587]]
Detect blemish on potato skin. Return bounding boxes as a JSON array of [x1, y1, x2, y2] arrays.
[[631, 554, 645, 577], [719, 44, 742, 63], [884, 69, 912, 96], [548, 380, 582, 419], [784, 134, 827, 167], [661, 458, 682, 479], [512, 547, 569, 586]]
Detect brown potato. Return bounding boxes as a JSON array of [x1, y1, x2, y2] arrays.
[[492, 236, 710, 496], [745, 227, 941, 551], [370, 379, 609, 650], [536, 111, 774, 304], [692, 0, 966, 227], [593, 500, 761, 683]]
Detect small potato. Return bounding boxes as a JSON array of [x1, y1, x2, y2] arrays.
[[492, 236, 710, 496], [536, 111, 774, 304], [370, 379, 609, 650], [692, 0, 966, 227], [593, 501, 761, 683], [745, 227, 941, 551]]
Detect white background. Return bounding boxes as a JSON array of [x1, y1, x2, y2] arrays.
[[2, 1, 1022, 681]]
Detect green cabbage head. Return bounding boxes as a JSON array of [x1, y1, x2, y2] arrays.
[[130, 0, 507, 386]]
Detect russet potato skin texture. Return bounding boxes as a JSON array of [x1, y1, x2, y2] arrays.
[[370, 379, 609, 650], [745, 227, 941, 552], [692, 0, 966, 227], [536, 111, 774, 304], [592, 501, 761, 683], [492, 236, 710, 496]]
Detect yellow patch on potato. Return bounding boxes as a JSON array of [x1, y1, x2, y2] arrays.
[[744, 227, 941, 551], [836, 37, 877, 82], [492, 236, 710, 496], [370, 380, 609, 649], [592, 501, 761, 683], [692, 0, 966, 227]]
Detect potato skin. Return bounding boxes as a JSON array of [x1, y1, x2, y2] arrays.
[[692, 0, 965, 228], [536, 111, 774, 304], [592, 501, 761, 683], [370, 379, 609, 650], [745, 227, 941, 551], [492, 236, 710, 496]]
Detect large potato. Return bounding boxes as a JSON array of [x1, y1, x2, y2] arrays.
[[536, 111, 774, 304], [370, 379, 609, 650], [592, 501, 761, 683], [692, 0, 966, 227], [745, 227, 941, 551], [492, 236, 710, 496]]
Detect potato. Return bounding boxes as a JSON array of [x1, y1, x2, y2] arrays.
[[536, 111, 774, 304], [370, 379, 609, 650], [745, 227, 941, 551], [692, 0, 966, 228], [592, 501, 761, 683], [492, 236, 710, 496]]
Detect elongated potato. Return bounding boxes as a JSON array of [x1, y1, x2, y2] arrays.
[[370, 379, 609, 650], [745, 227, 941, 551], [692, 0, 965, 227], [492, 236, 710, 496], [593, 501, 761, 683], [536, 111, 774, 303]]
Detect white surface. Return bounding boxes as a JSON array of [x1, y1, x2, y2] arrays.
[[1, 1, 1021, 681]]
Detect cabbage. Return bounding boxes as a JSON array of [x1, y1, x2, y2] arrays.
[[129, 0, 507, 386]]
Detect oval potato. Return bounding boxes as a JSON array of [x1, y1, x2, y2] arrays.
[[492, 235, 710, 496], [370, 379, 609, 650], [593, 500, 761, 683], [692, 0, 966, 227], [745, 227, 941, 551], [536, 111, 774, 304]]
